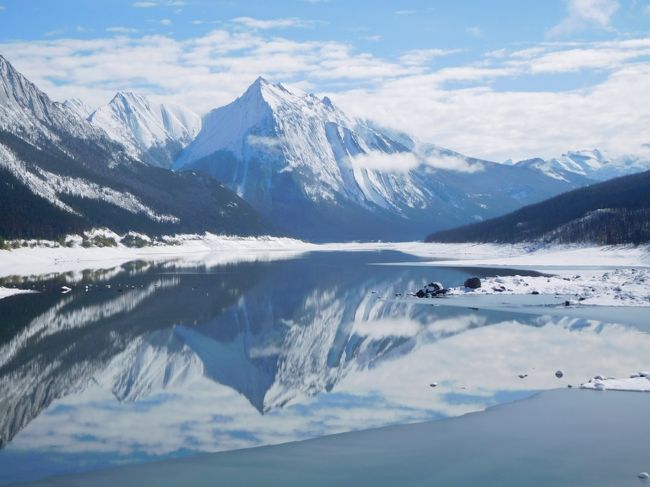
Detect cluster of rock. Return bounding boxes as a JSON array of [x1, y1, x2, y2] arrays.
[[415, 282, 448, 298], [414, 277, 483, 298]]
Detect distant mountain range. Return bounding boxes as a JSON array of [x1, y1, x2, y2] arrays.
[[87, 92, 201, 168], [426, 170, 650, 245], [0, 55, 267, 239], [172, 77, 613, 241], [2, 52, 649, 242]]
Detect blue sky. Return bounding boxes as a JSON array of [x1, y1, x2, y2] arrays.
[[1, 0, 649, 160]]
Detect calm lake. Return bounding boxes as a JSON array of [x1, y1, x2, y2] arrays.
[[0, 250, 648, 485]]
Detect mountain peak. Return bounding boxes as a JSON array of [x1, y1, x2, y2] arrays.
[[63, 98, 93, 119]]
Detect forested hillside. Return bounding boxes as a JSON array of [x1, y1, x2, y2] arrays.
[[426, 170, 650, 245]]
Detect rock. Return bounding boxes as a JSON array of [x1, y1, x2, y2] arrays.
[[60, 286, 71, 294], [415, 282, 448, 298], [518, 374, 527, 379], [564, 300, 571, 306], [464, 277, 481, 289], [638, 472, 649, 479], [594, 375, 605, 380], [429, 383, 438, 388], [555, 370, 564, 378], [531, 290, 540, 295]]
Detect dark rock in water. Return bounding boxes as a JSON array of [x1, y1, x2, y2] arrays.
[[564, 300, 571, 306], [464, 277, 481, 289], [429, 383, 438, 388], [555, 370, 564, 378], [415, 282, 448, 298], [531, 290, 540, 295]]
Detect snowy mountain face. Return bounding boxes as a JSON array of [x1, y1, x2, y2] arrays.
[[0, 54, 267, 239], [515, 149, 650, 183], [175, 78, 585, 241], [62, 98, 93, 119], [88, 92, 201, 168]]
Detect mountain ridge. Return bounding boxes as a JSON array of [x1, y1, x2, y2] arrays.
[[0, 54, 268, 239], [174, 78, 592, 241]]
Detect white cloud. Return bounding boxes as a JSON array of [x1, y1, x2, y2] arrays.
[[132, 1, 157, 7], [231, 17, 316, 30], [351, 152, 420, 172], [159, 18, 172, 26], [106, 27, 139, 34], [399, 48, 462, 66], [466, 26, 482, 38], [247, 135, 283, 150], [395, 10, 417, 15], [548, 0, 619, 37], [423, 154, 484, 173]]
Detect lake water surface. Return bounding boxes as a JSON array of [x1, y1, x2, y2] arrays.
[[0, 251, 648, 484]]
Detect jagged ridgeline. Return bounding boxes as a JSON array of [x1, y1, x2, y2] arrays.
[[426, 170, 650, 245], [0, 55, 268, 239]]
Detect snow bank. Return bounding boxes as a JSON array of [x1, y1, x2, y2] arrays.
[[447, 268, 650, 307], [407, 243, 650, 269], [0, 233, 316, 278], [580, 372, 650, 392], [0, 287, 36, 300]]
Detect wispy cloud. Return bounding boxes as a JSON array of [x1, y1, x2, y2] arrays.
[[548, 0, 619, 37], [466, 26, 482, 38], [106, 26, 140, 34], [394, 10, 417, 15], [132, 1, 157, 7], [159, 18, 172, 26], [231, 17, 319, 30], [44, 28, 65, 37], [399, 48, 463, 66]]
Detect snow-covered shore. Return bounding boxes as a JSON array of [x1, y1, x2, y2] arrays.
[[0, 233, 317, 278], [0, 287, 36, 300], [446, 268, 650, 307], [580, 372, 650, 392], [2, 235, 649, 307]]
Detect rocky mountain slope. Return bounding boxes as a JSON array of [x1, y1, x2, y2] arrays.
[[88, 92, 201, 168], [0, 55, 268, 239]]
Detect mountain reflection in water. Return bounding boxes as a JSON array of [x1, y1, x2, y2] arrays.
[[0, 251, 648, 485]]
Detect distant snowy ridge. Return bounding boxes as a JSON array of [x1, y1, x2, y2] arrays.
[[88, 92, 200, 168], [514, 149, 650, 182]]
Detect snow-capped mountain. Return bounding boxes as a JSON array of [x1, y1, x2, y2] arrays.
[[175, 78, 586, 241], [0, 54, 267, 239], [88, 92, 200, 168], [62, 98, 93, 119], [515, 149, 650, 183]]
